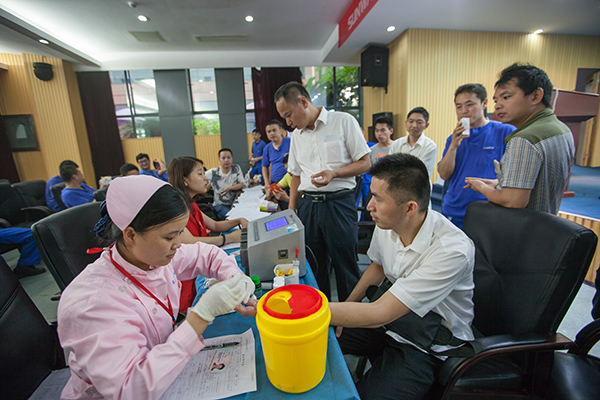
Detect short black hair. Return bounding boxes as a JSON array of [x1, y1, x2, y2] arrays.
[[136, 153, 150, 162], [369, 153, 430, 212], [406, 107, 429, 123], [252, 128, 260, 134], [59, 160, 78, 169], [119, 163, 139, 176], [59, 165, 79, 183], [495, 63, 553, 108], [274, 82, 311, 106], [266, 119, 285, 129], [454, 84, 487, 103], [218, 148, 233, 157], [374, 116, 393, 130]]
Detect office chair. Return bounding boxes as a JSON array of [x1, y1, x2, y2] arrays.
[[93, 186, 108, 201], [12, 180, 51, 208], [541, 318, 600, 400], [0, 181, 52, 228], [50, 182, 67, 211], [31, 202, 103, 290], [433, 202, 597, 399], [0, 257, 68, 400]]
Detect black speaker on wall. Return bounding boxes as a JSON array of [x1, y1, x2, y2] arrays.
[[360, 46, 389, 91]]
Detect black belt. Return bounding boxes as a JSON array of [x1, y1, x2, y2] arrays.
[[302, 189, 353, 203]]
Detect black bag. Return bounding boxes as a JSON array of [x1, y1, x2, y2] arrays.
[[367, 279, 467, 354]]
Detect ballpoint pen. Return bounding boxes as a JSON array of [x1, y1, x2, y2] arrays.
[[201, 341, 241, 351]]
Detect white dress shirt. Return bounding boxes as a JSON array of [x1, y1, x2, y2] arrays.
[[288, 107, 370, 192], [390, 134, 438, 178], [367, 211, 475, 352]]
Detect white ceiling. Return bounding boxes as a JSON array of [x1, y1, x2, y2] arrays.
[[0, 0, 599, 71]]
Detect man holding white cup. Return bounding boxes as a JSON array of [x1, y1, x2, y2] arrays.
[[437, 84, 515, 228]]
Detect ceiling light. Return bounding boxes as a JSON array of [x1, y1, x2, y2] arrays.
[[533, 29, 544, 34], [245, 15, 254, 22], [137, 15, 148, 22], [387, 26, 396, 32], [38, 39, 49, 44]]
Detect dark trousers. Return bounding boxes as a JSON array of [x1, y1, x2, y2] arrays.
[[338, 327, 442, 400], [297, 193, 360, 301]]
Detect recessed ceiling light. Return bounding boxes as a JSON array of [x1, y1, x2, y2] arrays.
[[38, 39, 49, 44], [533, 29, 544, 34], [245, 15, 254, 22], [137, 15, 148, 22], [387, 26, 396, 32]]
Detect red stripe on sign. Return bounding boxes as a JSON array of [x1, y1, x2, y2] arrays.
[[338, 0, 379, 48]]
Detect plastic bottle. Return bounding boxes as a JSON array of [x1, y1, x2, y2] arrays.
[[251, 275, 263, 298]]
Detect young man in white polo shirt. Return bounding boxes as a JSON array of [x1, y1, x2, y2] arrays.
[[389, 107, 438, 178], [275, 82, 371, 301], [329, 153, 475, 400]]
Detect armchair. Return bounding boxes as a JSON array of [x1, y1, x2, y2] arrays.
[[31, 202, 102, 290], [433, 202, 598, 399]]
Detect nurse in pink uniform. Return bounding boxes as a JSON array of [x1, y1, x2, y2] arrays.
[[57, 175, 256, 399]]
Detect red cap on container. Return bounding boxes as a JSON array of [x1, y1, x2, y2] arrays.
[[263, 284, 323, 320]]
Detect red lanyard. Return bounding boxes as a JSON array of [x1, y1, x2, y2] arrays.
[[109, 247, 176, 329]]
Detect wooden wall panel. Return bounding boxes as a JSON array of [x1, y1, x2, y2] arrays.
[[558, 211, 600, 285], [193, 135, 222, 169], [121, 137, 165, 167], [363, 29, 600, 182]]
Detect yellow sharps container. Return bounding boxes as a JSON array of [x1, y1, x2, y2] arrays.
[[256, 284, 330, 393]]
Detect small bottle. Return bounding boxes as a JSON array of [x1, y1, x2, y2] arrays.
[[251, 275, 263, 298], [293, 248, 300, 270]]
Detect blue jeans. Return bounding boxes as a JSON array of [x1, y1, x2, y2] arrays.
[[213, 204, 231, 221], [0, 228, 42, 266]]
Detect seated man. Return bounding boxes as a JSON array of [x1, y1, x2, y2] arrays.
[[119, 163, 139, 176], [60, 164, 95, 208], [0, 227, 46, 278], [45, 159, 78, 212], [205, 148, 245, 220], [272, 154, 291, 207], [136, 153, 168, 182], [330, 153, 475, 400]]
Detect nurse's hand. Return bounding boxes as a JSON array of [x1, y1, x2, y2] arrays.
[[236, 298, 258, 317], [191, 274, 252, 322]]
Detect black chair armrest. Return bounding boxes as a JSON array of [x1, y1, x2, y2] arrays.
[[0, 218, 12, 228], [438, 332, 572, 387], [22, 206, 54, 221], [569, 319, 600, 356]]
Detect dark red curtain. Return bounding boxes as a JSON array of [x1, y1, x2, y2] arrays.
[[77, 71, 125, 179], [251, 67, 302, 142], [0, 114, 21, 183]]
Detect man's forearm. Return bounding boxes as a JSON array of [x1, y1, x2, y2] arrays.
[[333, 155, 371, 179], [345, 262, 386, 303], [262, 166, 270, 186], [288, 175, 301, 211], [437, 149, 457, 180]]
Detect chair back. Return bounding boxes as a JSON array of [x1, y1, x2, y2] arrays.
[[463, 202, 597, 337], [0, 257, 65, 400], [31, 202, 103, 290], [94, 186, 108, 202], [50, 182, 67, 210], [0, 181, 25, 226], [12, 180, 47, 208]]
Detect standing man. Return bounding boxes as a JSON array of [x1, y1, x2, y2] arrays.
[[438, 84, 515, 228], [466, 63, 575, 214], [249, 128, 266, 180], [262, 120, 291, 199], [369, 116, 395, 165], [60, 164, 95, 208], [390, 107, 438, 178], [136, 153, 168, 182], [330, 154, 474, 400], [275, 82, 371, 301]]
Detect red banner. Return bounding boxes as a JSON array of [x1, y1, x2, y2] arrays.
[[338, 0, 379, 48]]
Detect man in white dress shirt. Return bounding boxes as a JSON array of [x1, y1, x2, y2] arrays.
[[389, 107, 438, 178], [330, 153, 475, 400], [275, 82, 371, 301]]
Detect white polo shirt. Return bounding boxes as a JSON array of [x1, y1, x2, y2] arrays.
[[367, 210, 475, 351], [389, 134, 438, 178], [288, 107, 370, 192]]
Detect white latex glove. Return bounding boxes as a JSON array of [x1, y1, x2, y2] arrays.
[[191, 274, 252, 322], [230, 270, 255, 303]]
